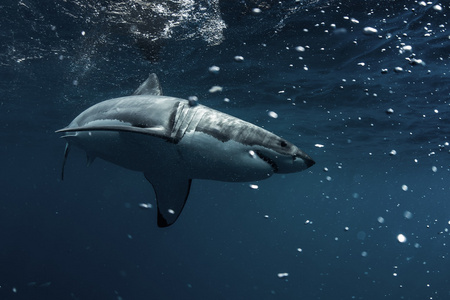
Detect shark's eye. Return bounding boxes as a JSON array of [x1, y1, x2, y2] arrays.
[[280, 140, 287, 147]]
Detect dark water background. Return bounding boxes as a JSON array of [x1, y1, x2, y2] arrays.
[[1, 0, 449, 299]]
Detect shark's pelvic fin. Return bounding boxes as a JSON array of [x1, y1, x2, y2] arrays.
[[133, 73, 163, 96], [144, 171, 192, 227], [86, 154, 96, 167], [61, 142, 70, 180]]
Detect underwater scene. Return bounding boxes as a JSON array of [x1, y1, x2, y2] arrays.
[[0, 0, 449, 299]]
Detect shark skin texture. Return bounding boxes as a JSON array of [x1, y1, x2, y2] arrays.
[[57, 74, 315, 227]]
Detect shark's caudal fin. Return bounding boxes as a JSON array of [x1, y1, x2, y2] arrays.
[[133, 73, 163, 96], [144, 171, 192, 227]]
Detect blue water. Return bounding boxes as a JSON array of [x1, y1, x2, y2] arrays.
[[1, 0, 449, 299]]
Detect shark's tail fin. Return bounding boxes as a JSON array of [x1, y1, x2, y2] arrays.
[[61, 142, 70, 180]]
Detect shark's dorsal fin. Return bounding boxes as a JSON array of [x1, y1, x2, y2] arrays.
[[144, 171, 191, 227], [133, 73, 163, 96]]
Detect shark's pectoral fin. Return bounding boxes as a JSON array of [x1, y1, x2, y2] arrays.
[[144, 172, 191, 227]]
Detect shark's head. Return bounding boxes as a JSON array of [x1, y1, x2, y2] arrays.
[[252, 136, 315, 174]]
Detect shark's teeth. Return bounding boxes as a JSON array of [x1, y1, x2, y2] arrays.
[[255, 150, 279, 173]]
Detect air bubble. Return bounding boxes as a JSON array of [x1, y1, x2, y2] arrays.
[[403, 211, 413, 219], [397, 234, 407, 243], [249, 184, 259, 190], [252, 8, 262, 14], [268, 111, 278, 119], [363, 27, 378, 35], [277, 273, 289, 278], [209, 86, 223, 93], [208, 65, 220, 74], [138, 203, 152, 209], [386, 108, 394, 114]]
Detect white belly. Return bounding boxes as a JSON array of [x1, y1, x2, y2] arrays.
[[69, 130, 274, 183]]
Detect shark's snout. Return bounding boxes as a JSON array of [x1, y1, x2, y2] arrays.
[[294, 150, 315, 169], [304, 156, 315, 168]]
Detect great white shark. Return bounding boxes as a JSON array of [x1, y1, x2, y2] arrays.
[[57, 74, 315, 227]]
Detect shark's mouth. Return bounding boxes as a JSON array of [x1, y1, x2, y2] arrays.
[[255, 150, 279, 173]]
